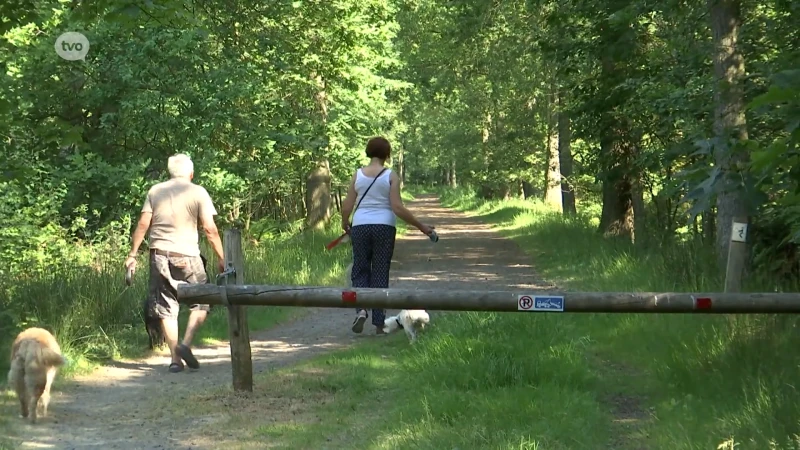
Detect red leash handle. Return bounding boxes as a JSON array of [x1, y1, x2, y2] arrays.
[[325, 231, 350, 250]]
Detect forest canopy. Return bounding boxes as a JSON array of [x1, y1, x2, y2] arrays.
[[1, 0, 798, 285]]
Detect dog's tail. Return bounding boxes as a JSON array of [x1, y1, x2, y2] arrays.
[[35, 346, 67, 368], [382, 315, 402, 334]]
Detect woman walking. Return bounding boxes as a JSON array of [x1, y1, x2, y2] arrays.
[[341, 137, 435, 334]]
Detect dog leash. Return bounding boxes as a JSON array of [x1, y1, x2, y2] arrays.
[[216, 263, 236, 308]]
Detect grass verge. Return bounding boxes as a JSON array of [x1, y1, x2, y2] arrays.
[[437, 187, 800, 450], [175, 312, 612, 450], [169, 186, 800, 450], [0, 213, 357, 380], [0, 185, 419, 380]]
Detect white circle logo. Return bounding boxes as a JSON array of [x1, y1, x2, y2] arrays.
[[55, 32, 90, 61]]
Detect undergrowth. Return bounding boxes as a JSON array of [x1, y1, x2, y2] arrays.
[[0, 185, 419, 380], [179, 186, 800, 450], [437, 186, 800, 450], [0, 211, 358, 379]]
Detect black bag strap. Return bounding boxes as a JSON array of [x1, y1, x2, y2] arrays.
[[353, 167, 388, 216]]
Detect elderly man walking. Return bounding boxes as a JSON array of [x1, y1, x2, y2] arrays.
[[124, 153, 225, 373]]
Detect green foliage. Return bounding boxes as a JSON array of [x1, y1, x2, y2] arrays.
[[746, 69, 800, 257], [395, 0, 800, 278], [1, 0, 800, 443], [0, 216, 354, 377], [0, 0, 421, 383], [173, 190, 800, 449], [439, 190, 800, 449], [181, 308, 613, 449], [0, 0, 410, 276]]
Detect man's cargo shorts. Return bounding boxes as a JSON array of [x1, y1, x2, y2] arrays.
[[147, 249, 211, 320]]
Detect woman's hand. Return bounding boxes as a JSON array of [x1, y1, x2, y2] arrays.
[[419, 224, 435, 236], [342, 220, 351, 234]]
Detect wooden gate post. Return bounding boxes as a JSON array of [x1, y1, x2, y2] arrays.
[[724, 216, 749, 293], [223, 228, 253, 392]]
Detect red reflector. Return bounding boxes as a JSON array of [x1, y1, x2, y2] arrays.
[[342, 291, 357, 303], [696, 297, 712, 309]]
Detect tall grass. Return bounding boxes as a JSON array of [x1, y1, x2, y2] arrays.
[[186, 310, 613, 449], [183, 186, 800, 450], [438, 187, 800, 450], [0, 213, 357, 378]]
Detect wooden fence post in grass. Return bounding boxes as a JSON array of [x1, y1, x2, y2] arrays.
[[222, 228, 253, 392], [725, 216, 749, 293]]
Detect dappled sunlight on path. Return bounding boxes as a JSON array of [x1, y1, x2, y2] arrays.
[[3, 194, 550, 449]]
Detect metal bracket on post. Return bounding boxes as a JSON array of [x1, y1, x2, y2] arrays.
[[216, 263, 236, 308]]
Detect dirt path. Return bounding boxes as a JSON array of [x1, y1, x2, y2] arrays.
[[5, 194, 553, 450]]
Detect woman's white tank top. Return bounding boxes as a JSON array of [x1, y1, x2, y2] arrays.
[[352, 168, 396, 227]]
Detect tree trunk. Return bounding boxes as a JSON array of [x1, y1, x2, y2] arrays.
[[449, 159, 457, 188], [305, 161, 332, 228], [397, 143, 405, 189], [522, 180, 536, 199], [703, 209, 716, 244], [557, 94, 576, 215], [596, 50, 635, 241], [709, 0, 751, 272], [544, 118, 562, 212], [305, 73, 332, 229], [482, 112, 491, 167], [632, 176, 646, 246], [598, 134, 635, 240]]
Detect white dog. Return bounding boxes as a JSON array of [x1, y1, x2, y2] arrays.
[[382, 309, 430, 342]]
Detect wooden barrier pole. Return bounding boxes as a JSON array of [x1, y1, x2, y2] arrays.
[[223, 229, 253, 392], [177, 284, 800, 314], [724, 216, 749, 293]]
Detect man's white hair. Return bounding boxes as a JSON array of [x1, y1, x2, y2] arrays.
[[168, 153, 194, 178]]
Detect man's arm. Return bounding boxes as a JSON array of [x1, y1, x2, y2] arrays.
[[199, 190, 225, 270], [128, 212, 152, 257], [126, 190, 154, 269], [201, 211, 224, 263]]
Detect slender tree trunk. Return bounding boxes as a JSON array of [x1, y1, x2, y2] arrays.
[[544, 123, 562, 211], [544, 84, 562, 211], [709, 0, 750, 271], [305, 73, 332, 229], [557, 93, 576, 215], [450, 159, 457, 188], [397, 142, 405, 189], [703, 209, 716, 244], [632, 176, 646, 246], [479, 112, 493, 199]]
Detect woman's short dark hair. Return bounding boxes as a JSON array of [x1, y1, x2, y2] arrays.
[[365, 137, 391, 160]]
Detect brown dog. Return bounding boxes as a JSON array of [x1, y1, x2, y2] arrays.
[[7, 327, 67, 423]]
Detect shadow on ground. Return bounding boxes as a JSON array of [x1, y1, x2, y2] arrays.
[[2, 193, 554, 450]]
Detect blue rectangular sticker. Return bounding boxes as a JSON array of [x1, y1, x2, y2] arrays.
[[534, 296, 564, 312], [518, 295, 565, 312]]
